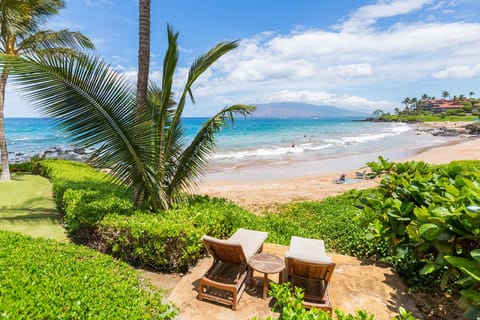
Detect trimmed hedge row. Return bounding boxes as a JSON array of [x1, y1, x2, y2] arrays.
[[40, 160, 135, 235], [0, 230, 176, 319], [38, 160, 383, 272]]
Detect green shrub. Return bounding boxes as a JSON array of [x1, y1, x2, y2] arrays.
[[0, 230, 177, 319], [258, 192, 389, 258], [95, 196, 266, 272], [98, 212, 204, 272], [39, 160, 135, 237], [254, 282, 419, 320], [359, 158, 480, 317]]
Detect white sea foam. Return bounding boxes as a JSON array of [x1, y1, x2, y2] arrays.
[[213, 122, 412, 160]]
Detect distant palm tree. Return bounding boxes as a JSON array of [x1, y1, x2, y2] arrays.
[[1, 26, 255, 210], [136, 0, 150, 115], [421, 93, 428, 101], [402, 97, 411, 109], [470, 91, 475, 98], [0, 0, 94, 181], [441, 91, 450, 99]]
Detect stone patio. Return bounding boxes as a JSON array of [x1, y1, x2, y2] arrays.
[[167, 243, 423, 320]]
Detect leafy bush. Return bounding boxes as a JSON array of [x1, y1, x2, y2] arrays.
[[39, 160, 135, 236], [258, 193, 389, 258], [253, 282, 418, 320], [0, 230, 177, 319], [96, 196, 265, 272], [98, 212, 204, 272], [358, 158, 480, 318]]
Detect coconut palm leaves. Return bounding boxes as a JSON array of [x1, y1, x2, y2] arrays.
[[0, 0, 94, 181], [0, 26, 255, 211]]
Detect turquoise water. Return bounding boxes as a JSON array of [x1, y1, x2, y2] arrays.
[[4, 117, 446, 174]]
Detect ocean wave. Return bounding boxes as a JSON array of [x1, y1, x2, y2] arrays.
[[213, 123, 411, 160]]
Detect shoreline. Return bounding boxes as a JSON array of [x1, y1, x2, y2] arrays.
[[195, 122, 480, 211]]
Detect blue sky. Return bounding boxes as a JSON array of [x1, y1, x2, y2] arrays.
[[5, 0, 480, 117]]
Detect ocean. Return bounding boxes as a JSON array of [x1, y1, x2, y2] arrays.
[[4, 117, 450, 179]]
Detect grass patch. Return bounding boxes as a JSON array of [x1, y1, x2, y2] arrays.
[[0, 173, 68, 242]]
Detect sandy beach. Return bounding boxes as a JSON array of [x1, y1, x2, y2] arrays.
[[196, 123, 480, 211]]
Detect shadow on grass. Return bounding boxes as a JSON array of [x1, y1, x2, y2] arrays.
[[0, 205, 61, 225]]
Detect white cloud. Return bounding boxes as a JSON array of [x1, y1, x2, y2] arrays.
[[84, 0, 112, 7], [433, 64, 480, 78], [338, 0, 434, 32], [257, 90, 395, 112]]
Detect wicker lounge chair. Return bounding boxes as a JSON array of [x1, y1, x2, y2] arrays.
[[198, 228, 268, 310], [285, 236, 336, 314]]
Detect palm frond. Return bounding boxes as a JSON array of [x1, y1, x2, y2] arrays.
[[164, 38, 239, 169], [0, 53, 159, 208], [19, 29, 95, 53], [167, 104, 256, 207]]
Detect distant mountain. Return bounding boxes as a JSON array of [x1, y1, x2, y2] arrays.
[[251, 102, 368, 118]]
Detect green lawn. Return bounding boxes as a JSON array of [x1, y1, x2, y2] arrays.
[[0, 173, 68, 242]]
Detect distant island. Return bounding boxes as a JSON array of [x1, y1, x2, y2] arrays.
[[251, 102, 368, 118]]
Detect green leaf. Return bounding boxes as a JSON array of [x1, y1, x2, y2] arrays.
[[419, 223, 443, 240], [471, 249, 480, 262], [420, 263, 437, 275], [460, 290, 480, 303], [445, 256, 480, 281]]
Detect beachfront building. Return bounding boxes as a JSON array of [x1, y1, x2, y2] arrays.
[[416, 99, 464, 113]]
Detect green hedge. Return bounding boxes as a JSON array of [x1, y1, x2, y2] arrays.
[[37, 160, 385, 272], [96, 196, 264, 272], [39, 160, 135, 236], [0, 230, 176, 319]]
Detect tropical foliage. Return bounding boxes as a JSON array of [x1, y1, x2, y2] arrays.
[[357, 158, 480, 318], [253, 282, 419, 320], [0, 0, 94, 181], [0, 230, 176, 319], [0, 26, 255, 210]]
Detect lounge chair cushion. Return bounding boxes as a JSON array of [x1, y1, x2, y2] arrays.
[[285, 236, 333, 264], [228, 228, 268, 260]]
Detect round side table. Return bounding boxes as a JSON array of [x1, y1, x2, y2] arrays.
[[248, 253, 285, 299]]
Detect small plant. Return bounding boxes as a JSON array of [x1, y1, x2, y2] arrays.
[[253, 283, 418, 320]]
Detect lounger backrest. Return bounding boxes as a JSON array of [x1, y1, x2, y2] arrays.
[[286, 257, 336, 282], [202, 235, 248, 265]]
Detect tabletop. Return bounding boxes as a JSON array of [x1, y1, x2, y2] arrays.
[[248, 253, 285, 274]]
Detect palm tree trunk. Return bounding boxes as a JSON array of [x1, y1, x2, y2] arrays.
[[136, 0, 150, 115], [0, 69, 11, 181]]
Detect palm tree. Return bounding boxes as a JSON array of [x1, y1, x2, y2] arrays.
[[136, 0, 150, 115], [1, 26, 255, 211], [421, 93, 428, 101], [0, 0, 94, 181], [441, 90, 450, 99], [402, 97, 411, 109], [470, 91, 475, 98]]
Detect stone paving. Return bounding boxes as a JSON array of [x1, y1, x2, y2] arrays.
[[167, 243, 423, 320]]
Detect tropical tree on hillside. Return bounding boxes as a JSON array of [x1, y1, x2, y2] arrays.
[[470, 91, 475, 98], [421, 93, 428, 101], [441, 90, 450, 99], [0, 26, 255, 211], [0, 0, 94, 181]]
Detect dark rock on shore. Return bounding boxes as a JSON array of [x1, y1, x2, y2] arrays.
[[9, 147, 94, 164]]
